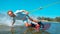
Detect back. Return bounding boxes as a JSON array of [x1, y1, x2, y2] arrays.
[[14, 10, 27, 20]]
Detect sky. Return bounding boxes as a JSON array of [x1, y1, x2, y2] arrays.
[[0, 0, 60, 26], [0, 0, 60, 18]]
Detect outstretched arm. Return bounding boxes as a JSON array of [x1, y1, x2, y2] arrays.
[[27, 15, 38, 23], [27, 15, 33, 21], [12, 17, 15, 25]]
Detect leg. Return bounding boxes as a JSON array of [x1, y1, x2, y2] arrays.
[[23, 18, 31, 27], [25, 23, 31, 27], [38, 21, 44, 28], [31, 23, 36, 27]]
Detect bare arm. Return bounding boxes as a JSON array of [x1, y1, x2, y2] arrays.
[[27, 15, 38, 23], [12, 17, 15, 25], [22, 10, 38, 22], [27, 15, 33, 21]]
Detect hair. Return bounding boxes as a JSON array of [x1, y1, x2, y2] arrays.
[[7, 10, 13, 14], [7, 10, 16, 17]]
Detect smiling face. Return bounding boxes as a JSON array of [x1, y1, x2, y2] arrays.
[[8, 10, 15, 17]]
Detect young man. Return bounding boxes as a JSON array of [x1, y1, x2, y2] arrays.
[[7, 10, 44, 29], [7, 10, 30, 27]]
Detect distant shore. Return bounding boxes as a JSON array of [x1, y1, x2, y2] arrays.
[[39, 20, 60, 23]]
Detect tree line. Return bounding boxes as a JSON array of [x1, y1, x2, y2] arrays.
[[37, 16, 60, 22]]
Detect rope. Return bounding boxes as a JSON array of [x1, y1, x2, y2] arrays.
[[29, 1, 60, 14]]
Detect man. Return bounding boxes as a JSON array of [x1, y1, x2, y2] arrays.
[[7, 10, 44, 29], [7, 10, 31, 27]]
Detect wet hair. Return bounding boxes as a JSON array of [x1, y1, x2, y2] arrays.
[[7, 10, 13, 14], [7, 10, 16, 17]]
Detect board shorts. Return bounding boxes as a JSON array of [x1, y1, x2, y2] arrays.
[[30, 21, 44, 28]]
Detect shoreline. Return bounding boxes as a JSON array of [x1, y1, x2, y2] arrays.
[[39, 20, 60, 23]]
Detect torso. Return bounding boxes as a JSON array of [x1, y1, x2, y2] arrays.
[[14, 11, 27, 20]]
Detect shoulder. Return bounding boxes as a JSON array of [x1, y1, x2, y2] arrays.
[[14, 10, 26, 13], [14, 10, 21, 14], [14, 10, 27, 15]]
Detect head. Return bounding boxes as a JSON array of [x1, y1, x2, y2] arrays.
[[7, 10, 15, 17]]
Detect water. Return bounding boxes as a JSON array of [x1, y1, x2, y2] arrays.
[[0, 22, 60, 34]]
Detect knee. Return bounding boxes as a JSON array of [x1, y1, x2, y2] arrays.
[[25, 23, 31, 27]]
